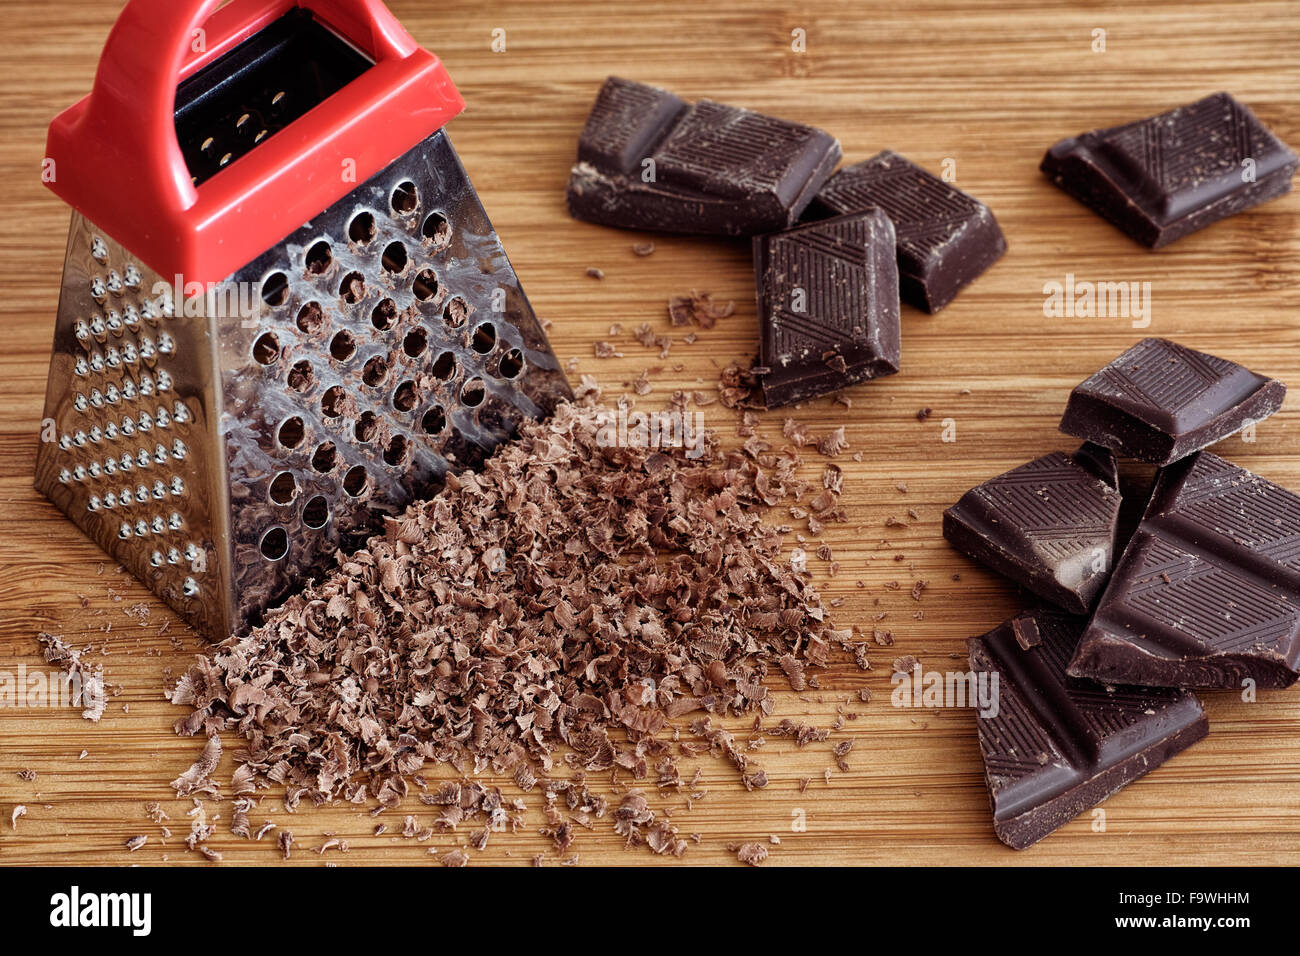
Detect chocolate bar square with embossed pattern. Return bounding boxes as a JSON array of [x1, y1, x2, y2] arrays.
[[1041, 93, 1298, 248], [970, 609, 1207, 850], [944, 444, 1123, 614], [1059, 338, 1285, 466], [566, 77, 841, 236], [1069, 452, 1300, 689], [807, 150, 1006, 312], [754, 209, 900, 407]]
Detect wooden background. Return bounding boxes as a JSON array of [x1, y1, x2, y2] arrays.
[[1, 0, 1298, 867]]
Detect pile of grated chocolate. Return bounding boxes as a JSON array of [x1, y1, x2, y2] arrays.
[[169, 394, 853, 846]]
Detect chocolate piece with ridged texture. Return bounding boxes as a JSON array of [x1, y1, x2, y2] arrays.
[[1069, 452, 1300, 689], [566, 77, 841, 236], [944, 443, 1123, 614], [754, 210, 900, 408], [807, 150, 1006, 312], [1041, 93, 1298, 248], [1059, 338, 1285, 466], [970, 609, 1207, 850]]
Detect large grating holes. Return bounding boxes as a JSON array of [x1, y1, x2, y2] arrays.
[[348, 211, 376, 244], [312, 441, 337, 473], [342, 465, 368, 496], [321, 385, 347, 417], [391, 181, 419, 215], [278, 416, 305, 448], [443, 296, 469, 328], [296, 301, 324, 334], [498, 348, 525, 379], [288, 359, 314, 392], [383, 434, 409, 466], [362, 355, 389, 387], [461, 378, 485, 408], [421, 406, 446, 434], [403, 327, 428, 357], [393, 381, 419, 412], [330, 329, 356, 361], [261, 272, 289, 307], [305, 240, 332, 275], [355, 411, 378, 443], [302, 495, 329, 529], [471, 322, 497, 354], [260, 527, 289, 561], [269, 471, 297, 504], [413, 269, 439, 301], [430, 351, 456, 380], [422, 211, 450, 246], [252, 331, 280, 365], [371, 298, 398, 330], [381, 241, 408, 274]]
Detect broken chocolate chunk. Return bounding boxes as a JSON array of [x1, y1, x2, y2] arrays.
[[943, 443, 1123, 614], [754, 209, 900, 407], [1059, 338, 1284, 466], [1070, 452, 1300, 689], [1041, 93, 1299, 248], [969, 609, 1207, 850], [567, 77, 841, 236], [807, 150, 1006, 312]]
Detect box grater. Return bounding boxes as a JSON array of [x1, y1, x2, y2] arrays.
[[36, 0, 571, 641]]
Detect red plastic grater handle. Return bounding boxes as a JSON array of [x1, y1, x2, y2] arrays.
[[45, 0, 464, 286]]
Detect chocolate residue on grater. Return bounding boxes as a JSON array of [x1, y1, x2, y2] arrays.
[[171, 394, 850, 823]]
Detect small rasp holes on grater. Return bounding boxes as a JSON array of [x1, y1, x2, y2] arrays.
[[403, 327, 428, 358], [329, 329, 356, 362], [392, 381, 419, 412], [413, 269, 439, 301], [252, 331, 280, 365], [421, 406, 446, 435], [381, 241, 409, 275], [362, 355, 389, 388], [288, 359, 314, 392], [348, 211, 377, 244], [312, 441, 337, 473], [277, 416, 305, 449], [339, 272, 366, 304], [354, 411, 378, 443], [302, 495, 330, 529], [268, 471, 297, 504], [261, 271, 290, 307], [342, 464, 368, 496], [443, 296, 469, 327], [296, 301, 325, 335], [371, 298, 397, 331], [305, 240, 333, 276], [260, 526, 289, 561], [391, 181, 419, 215], [471, 322, 497, 354]]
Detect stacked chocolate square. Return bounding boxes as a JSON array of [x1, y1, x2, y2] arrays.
[[566, 77, 1007, 407], [946, 338, 1298, 847]]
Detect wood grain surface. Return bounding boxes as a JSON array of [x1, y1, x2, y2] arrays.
[[1, 0, 1298, 867]]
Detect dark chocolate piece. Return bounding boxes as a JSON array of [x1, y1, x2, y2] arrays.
[[970, 609, 1207, 850], [753, 210, 900, 407], [807, 150, 1006, 312], [566, 77, 841, 236], [1059, 337, 1285, 466], [943, 443, 1123, 614], [1041, 92, 1299, 248], [1069, 452, 1300, 689]]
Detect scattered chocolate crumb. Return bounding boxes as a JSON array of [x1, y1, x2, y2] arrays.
[[892, 655, 920, 675], [916, 407, 932, 422], [439, 848, 469, 868], [278, 830, 294, 860], [732, 842, 768, 866], [11, 805, 26, 829], [594, 341, 623, 358], [170, 735, 221, 796], [632, 241, 655, 257], [586, 267, 605, 280], [125, 835, 147, 852]]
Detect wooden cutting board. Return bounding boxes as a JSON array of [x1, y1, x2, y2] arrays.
[[1, 0, 1297, 866]]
